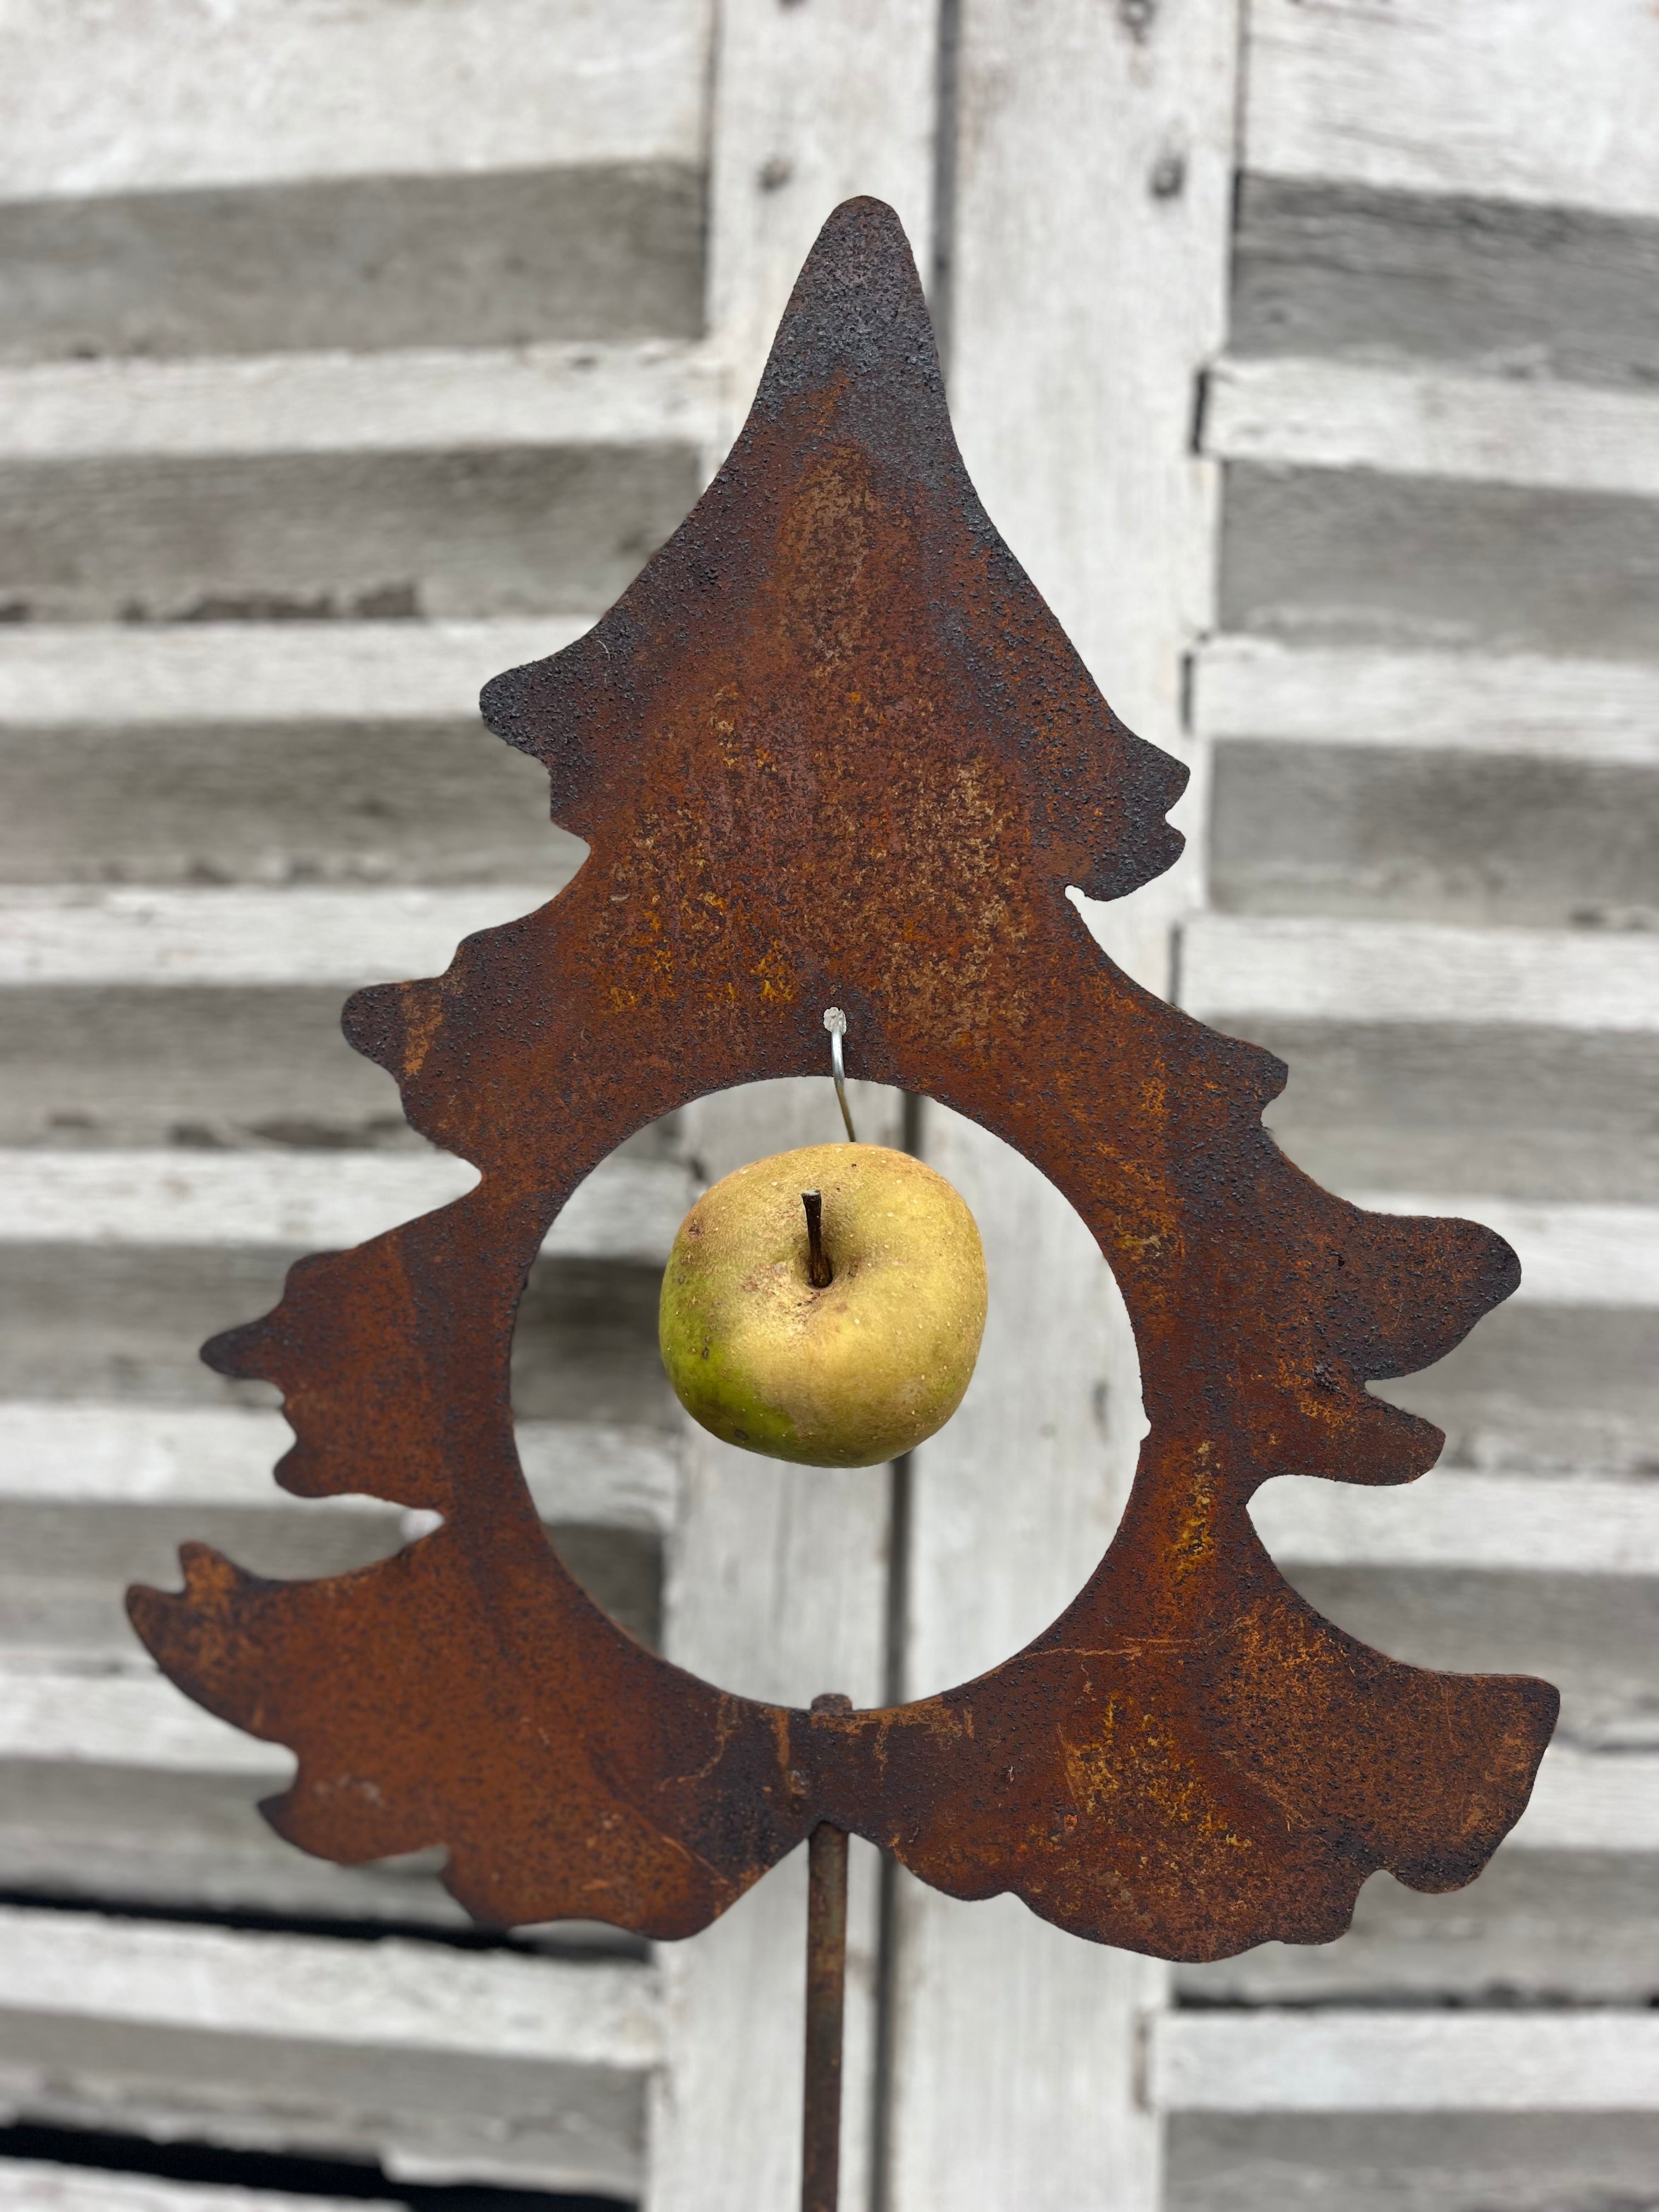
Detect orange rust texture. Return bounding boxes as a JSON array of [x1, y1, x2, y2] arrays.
[[128, 200, 1556, 1962]]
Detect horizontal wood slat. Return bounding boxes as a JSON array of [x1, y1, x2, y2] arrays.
[[0, 887, 567, 986], [0, 621, 589, 726], [1344, 1195, 1659, 1310], [1, 1672, 290, 1777], [1516, 1746, 1659, 1852], [1205, 355, 1659, 495], [1180, 914, 1659, 1034], [0, 1906, 658, 2194], [0, 342, 720, 463], [0, 1901, 659, 2071], [1194, 639, 1659, 765], [1252, 1470, 1659, 1576], [0, 0, 712, 198], [0, 2163, 398, 2212], [0, 1404, 679, 1531], [0, 1152, 693, 1263], [1246, 0, 1659, 218], [1152, 2007, 1659, 2113]]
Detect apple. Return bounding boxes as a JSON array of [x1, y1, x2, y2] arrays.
[[659, 1142, 988, 1468]]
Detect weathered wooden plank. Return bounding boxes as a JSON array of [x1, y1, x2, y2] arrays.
[[1347, 1195, 1659, 1310], [1246, 0, 1659, 219], [894, 1102, 1163, 2210], [0, 1906, 658, 2193], [0, 621, 586, 727], [1206, 356, 1659, 496], [650, 2, 937, 2197], [1195, 639, 1659, 765], [1517, 1745, 1659, 1851], [0, 887, 561, 986], [701, 0, 937, 462], [0, 1404, 679, 1532], [1166, 2110, 1659, 2212], [0, 1245, 672, 1419], [1153, 2007, 1659, 2112], [0, 1911, 658, 2062], [945, 0, 1238, 994], [1253, 1470, 1659, 1577], [1175, 1848, 1659, 2008], [1205, 743, 1659, 934], [1218, 464, 1659, 663], [650, 1082, 905, 2212], [0, 342, 720, 464], [871, 4, 1241, 2205], [0, 445, 699, 628], [0, 166, 706, 367], [1231, 173, 1659, 395], [1370, 1302, 1656, 1478], [0, 2162, 398, 2212], [0, 0, 713, 197], [0, 1671, 289, 1777], [0, 1152, 692, 1265], [0, 737, 572, 896], [1245, 1020, 1659, 1206], [1181, 915, 1659, 1034]]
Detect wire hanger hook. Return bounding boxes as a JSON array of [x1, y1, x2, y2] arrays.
[[822, 1007, 857, 1142]]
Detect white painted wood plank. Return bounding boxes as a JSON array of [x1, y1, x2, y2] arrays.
[[1246, 0, 1659, 219], [0, 0, 712, 198], [1515, 1745, 1659, 1852], [946, 1, 1239, 996], [0, 620, 589, 728], [650, 1086, 902, 2212], [0, 1903, 659, 2068], [1346, 1197, 1659, 1311], [894, 1107, 1163, 2212], [1181, 915, 1659, 1034], [0, 342, 720, 464], [874, 5, 1241, 2206], [1252, 1471, 1659, 1576], [0, 887, 566, 986], [0, 1671, 291, 1778], [651, 2, 939, 2194], [0, 1908, 656, 2192], [0, 1405, 679, 1532], [0, 1152, 693, 1265], [1152, 2007, 1659, 2113], [1206, 356, 1659, 496], [1194, 640, 1659, 766], [701, 0, 938, 462], [0, 2163, 397, 2212]]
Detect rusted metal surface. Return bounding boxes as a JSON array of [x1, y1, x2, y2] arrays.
[[803, 1695, 852, 2212], [129, 198, 1558, 1963]]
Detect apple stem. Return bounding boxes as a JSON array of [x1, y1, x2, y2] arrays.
[[802, 1189, 833, 1289]]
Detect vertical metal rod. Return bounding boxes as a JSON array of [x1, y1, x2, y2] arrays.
[[804, 1692, 852, 2212]]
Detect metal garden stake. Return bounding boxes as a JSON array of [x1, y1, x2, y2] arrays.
[[131, 200, 1558, 2211]]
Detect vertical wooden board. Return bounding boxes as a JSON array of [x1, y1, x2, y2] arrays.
[[703, 0, 941, 459], [654, 5, 941, 2190], [890, 3, 1241, 2207], [892, 1107, 1165, 2212], [1245, 0, 1659, 220], [648, 1081, 906, 2212], [945, 0, 1238, 995]]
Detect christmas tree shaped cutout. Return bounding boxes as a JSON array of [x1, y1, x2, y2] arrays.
[[131, 198, 1556, 1962]]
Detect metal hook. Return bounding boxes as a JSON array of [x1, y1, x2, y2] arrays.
[[822, 1007, 857, 1142]]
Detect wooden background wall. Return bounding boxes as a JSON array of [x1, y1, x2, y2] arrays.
[[1, 3, 1656, 2208]]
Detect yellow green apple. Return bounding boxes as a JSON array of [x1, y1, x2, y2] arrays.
[[659, 1142, 988, 1467]]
